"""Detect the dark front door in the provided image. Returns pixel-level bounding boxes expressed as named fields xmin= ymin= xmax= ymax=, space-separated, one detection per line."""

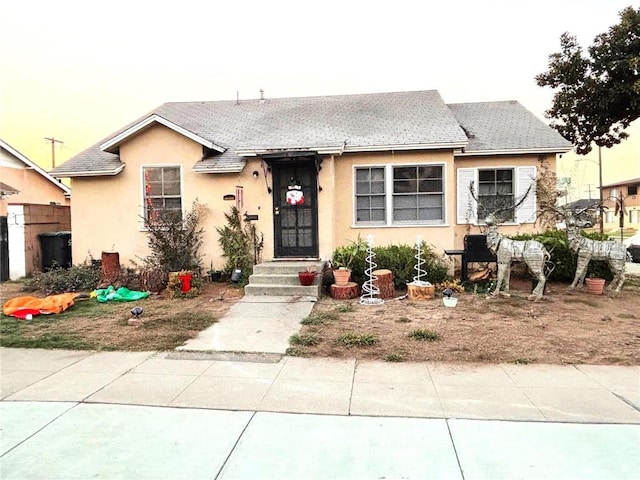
xmin=272 ymin=161 xmax=319 ymax=258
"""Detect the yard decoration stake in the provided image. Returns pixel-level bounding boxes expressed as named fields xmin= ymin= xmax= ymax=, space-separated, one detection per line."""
xmin=360 ymin=234 xmax=384 ymax=305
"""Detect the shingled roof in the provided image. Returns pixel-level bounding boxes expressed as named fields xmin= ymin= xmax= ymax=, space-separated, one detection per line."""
xmin=50 ymin=91 xmax=572 ymax=177
xmin=448 ymin=100 xmax=572 ymax=154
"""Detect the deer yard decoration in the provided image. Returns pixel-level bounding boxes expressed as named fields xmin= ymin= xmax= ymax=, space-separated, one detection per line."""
xmin=484 ymin=214 xmax=551 ymax=300
xmin=562 ymin=209 xmax=627 ymax=293
xmin=469 ymin=182 xmax=551 ymax=300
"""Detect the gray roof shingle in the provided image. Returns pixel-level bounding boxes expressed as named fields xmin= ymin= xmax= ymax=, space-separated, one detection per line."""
xmin=50 ymin=91 xmax=572 ymax=177
xmin=448 ymin=100 xmax=573 ymax=153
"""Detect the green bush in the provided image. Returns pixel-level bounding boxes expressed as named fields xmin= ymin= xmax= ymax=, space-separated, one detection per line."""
xmin=334 ymin=241 xmax=451 ymax=288
xmin=510 ymin=229 xmax=613 ymax=282
xmin=216 ymin=206 xmax=264 ymax=284
xmin=23 ymin=264 xmax=102 ymax=295
xmin=143 ymin=200 xmax=206 ymax=273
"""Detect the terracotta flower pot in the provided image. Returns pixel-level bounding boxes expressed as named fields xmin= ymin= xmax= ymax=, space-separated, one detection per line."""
xmin=585 ymin=277 xmax=605 ymax=295
xmin=333 ymin=269 xmax=351 ymax=286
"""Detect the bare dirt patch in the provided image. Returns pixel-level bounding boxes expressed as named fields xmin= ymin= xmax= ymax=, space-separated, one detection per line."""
xmin=295 ymin=276 xmax=640 ymax=365
xmin=3 ymin=276 xmax=640 ymax=364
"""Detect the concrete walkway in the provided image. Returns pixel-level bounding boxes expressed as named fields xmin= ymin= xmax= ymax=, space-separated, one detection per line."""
xmin=1 ymin=348 xmax=639 ymax=479
xmin=178 ymin=295 xmax=317 ymax=354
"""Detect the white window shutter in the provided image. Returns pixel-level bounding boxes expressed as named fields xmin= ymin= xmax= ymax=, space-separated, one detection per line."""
xmin=516 ymin=165 xmax=537 ymax=223
xmin=456 ymin=168 xmax=477 ymax=224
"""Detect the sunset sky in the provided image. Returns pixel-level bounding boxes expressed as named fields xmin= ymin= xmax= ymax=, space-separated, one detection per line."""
xmin=1 ymin=0 xmax=637 ymax=192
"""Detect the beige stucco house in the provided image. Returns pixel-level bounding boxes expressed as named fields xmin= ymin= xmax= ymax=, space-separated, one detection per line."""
xmin=50 ymin=90 xmax=572 ymax=271
xmin=1 ymin=139 xmax=71 ymax=280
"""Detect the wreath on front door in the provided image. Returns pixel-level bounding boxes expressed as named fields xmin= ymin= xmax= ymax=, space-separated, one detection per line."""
xmin=286 ymin=182 xmax=305 ymax=205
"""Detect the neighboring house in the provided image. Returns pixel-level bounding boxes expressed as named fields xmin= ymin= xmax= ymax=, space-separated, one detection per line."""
xmin=49 ymin=90 xmax=571 ymax=271
xmin=601 ymin=178 xmax=640 ymax=231
xmin=0 ymin=139 xmax=72 ymax=280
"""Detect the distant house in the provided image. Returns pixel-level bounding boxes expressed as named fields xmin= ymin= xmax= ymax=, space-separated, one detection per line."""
xmin=1 ymin=139 xmax=71 ymax=280
xmin=50 ymin=90 xmax=571 ymax=271
xmin=601 ymin=177 xmax=640 ymax=230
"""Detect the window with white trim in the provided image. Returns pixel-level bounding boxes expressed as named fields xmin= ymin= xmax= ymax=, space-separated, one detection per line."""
xmin=477 ymin=168 xmax=515 ymax=222
xmin=355 ymin=164 xmax=445 ymax=225
xmin=143 ymin=166 xmax=182 ymax=221
xmin=457 ymin=166 xmax=536 ymax=224
xmin=355 ymin=167 xmax=386 ymax=224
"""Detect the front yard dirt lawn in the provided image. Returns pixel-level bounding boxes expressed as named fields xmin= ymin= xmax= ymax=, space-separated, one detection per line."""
xmin=2 ymin=276 xmax=639 ymax=365
xmin=0 ymin=282 xmax=243 ymax=351
xmin=296 ymin=276 xmax=640 ymax=365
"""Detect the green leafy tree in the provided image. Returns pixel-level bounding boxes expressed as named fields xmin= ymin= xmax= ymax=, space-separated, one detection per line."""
xmin=536 ymin=6 xmax=640 ymax=154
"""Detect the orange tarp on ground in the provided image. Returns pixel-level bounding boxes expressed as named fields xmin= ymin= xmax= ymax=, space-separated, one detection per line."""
xmin=3 ymin=293 xmax=80 ymax=318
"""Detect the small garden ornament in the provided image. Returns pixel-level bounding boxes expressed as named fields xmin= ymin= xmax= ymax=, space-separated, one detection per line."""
xmin=360 ymin=234 xmax=384 ymax=305
xmin=406 ymin=235 xmax=435 ymax=300
xmin=442 ymin=288 xmax=458 ymax=307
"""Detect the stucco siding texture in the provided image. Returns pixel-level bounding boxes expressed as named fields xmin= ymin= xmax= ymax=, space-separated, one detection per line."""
xmin=448 ymin=101 xmax=572 ymax=153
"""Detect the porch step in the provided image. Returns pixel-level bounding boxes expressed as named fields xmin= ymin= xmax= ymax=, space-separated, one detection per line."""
xmin=245 ymin=261 xmax=326 ymax=298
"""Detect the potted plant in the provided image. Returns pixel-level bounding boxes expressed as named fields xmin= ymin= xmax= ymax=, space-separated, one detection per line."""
xmin=442 ymin=288 xmax=458 ymax=307
xmin=585 ymin=275 xmax=605 ymax=295
xmin=332 ymin=236 xmax=367 ymax=285
xmin=206 ymin=262 xmax=222 ymax=282
xmin=298 ymin=266 xmax=318 ymax=286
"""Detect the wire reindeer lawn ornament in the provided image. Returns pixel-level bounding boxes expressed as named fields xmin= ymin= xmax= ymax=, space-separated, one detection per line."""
xmin=471 ymin=184 xmax=550 ymax=301
xmin=484 ymin=215 xmax=551 ymax=300
xmin=561 ymin=207 xmax=627 ymax=293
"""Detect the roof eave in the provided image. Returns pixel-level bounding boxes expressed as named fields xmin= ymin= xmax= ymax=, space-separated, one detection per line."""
xmin=51 ymin=164 xmax=126 ymax=178
xmin=0 ymin=139 xmax=72 ymax=195
xmin=99 ymin=114 xmax=226 ymax=154
xmin=193 ymin=163 xmax=245 ymax=174
xmin=236 ymin=141 xmax=468 ymax=157
xmin=344 ymin=142 xmax=467 ymax=153
xmin=455 ymin=146 xmax=573 ymax=157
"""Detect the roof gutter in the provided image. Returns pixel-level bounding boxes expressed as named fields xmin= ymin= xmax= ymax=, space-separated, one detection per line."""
xmin=236 ymin=141 xmax=467 ymax=157
xmin=455 ymin=146 xmax=573 ymax=156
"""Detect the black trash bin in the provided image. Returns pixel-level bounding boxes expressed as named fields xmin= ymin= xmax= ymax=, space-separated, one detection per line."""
xmin=628 ymin=245 xmax=640 ymax=263
xmin=38 ymin=231 xmax=72 ymax=271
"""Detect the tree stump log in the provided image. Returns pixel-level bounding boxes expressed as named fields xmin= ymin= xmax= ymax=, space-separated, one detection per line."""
xmin=407 ymin=283 xmax=435 ymax=301
xmin=330 ymin=282 xmax=359 ymax=299
xmin=372 ymin=269 xmax=396 ymax=299
xmin=100 ymin=251 xmax=121 ymax=288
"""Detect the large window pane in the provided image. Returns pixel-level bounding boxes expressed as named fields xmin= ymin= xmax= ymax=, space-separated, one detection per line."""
xmin=478 ymin=168 xmax=514 ymax=221
xmin=355 ymin=167 xmax=386 ymax=224
xmin=391 ymin=165 xmax=444 ymax=223
xmin=143 ymin=166 xmax=182 ymax=221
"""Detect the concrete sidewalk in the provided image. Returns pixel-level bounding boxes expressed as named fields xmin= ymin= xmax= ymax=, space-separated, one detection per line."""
xmin=2 ymin=348 xmax=639 ymax=421
xmin=0 ymin=348 xmax=640 ymax=480
xmin=1 ymin=348 xmax=639 ymax=479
